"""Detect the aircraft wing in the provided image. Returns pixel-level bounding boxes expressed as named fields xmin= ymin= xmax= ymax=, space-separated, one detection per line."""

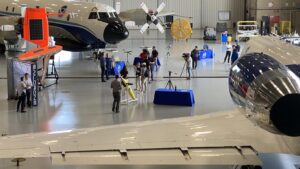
xmin=119 ymin=9 xmax=147 ymax=26
xmin=0 ymin=16 xmax=21 ymax=44
xmin=156 ymin=11 xmax=175 ymax=17
xmin=0 ymin=110 xmax=299 ymax=166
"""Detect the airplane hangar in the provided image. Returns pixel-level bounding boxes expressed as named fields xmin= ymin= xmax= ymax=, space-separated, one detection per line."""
xmin=0 ymin=0 xmax=299 ymax=169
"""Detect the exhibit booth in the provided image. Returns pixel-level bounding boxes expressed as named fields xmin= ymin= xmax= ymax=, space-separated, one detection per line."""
xmin=7 ymin=58 xmax=38 ymax=106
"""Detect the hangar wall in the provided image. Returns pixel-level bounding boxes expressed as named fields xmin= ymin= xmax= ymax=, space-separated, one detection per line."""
xmin=87 ymin=0 xmax=245 ymax=29
xmin=248 ymin=0 xmax=300 ymax=32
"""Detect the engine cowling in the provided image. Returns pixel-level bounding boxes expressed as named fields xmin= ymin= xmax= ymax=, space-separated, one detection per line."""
xmin=229 ymin=52 xmax=300 ymax=137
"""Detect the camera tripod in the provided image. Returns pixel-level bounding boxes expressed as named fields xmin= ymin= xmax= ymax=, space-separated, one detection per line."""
xmin=165 ymin=71 xmax=175 ymax=89
xmin=180 ymin=61 xmax=187 ymax=77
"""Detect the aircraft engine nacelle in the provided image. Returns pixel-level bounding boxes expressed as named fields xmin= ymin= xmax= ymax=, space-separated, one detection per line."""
xmin=229 ymin=52 xmax=300 ymax=137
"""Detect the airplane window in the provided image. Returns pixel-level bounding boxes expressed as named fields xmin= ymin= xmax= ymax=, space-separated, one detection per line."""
xmin=110 ymin=12 xmax=117 ymax=18
xmin=5 ymin=6 xmax=8 ymax=11
xmin=88 ymin=12 xmax=98 ymax=19
xmin=98 ymin=12 xmax=110 ymax=22
xmin=114 ymin=12 xmax=119 ymax=18
xmin=88 ymin=12 xmax=118 ymax=22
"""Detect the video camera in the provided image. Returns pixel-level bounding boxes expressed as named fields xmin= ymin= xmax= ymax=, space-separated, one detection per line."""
xmin=182 ymin=53 xmax=190 ymax=60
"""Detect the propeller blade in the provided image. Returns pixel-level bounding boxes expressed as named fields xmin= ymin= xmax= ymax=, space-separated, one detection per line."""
xmin=156 ymin=22 xmax=165 ymax=33
xmin=156 ymin=2 xmax=166 ymax=14
xmin=140 ymin=23 xmax=150 ymax=34
xmin=140 ymin=2 xmax=149 ymax=14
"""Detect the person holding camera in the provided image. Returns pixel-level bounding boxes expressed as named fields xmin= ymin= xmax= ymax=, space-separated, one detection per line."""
xmin=183 ymin=53 xmax=192 ymax=80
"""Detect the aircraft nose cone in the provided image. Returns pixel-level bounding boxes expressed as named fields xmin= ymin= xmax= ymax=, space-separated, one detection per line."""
xmin=104 ymin=22 xmax=129 ymax=44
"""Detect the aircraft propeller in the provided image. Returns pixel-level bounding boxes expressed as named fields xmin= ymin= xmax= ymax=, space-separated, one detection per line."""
xmin=140 ymin=2 xmax=166 ymax=34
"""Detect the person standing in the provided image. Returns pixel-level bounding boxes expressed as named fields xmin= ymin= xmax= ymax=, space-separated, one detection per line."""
xmin=17 ymin=77 xmax=26 ymax=113
xmin=140 ymin=62 xmax=148 ymax=92
xmin=98 ymin=51 xmax=106 ymax=82
xmin=148 ymin=55 xmax=156 ymax=81
xmin=24 ymin=73 xmax=32 ymax=107
xmin=111 ymin=75 xmax=122 ymax=113
xmin=151 ymin=46 xmax=159 ymax=70
xmin=224 ymin=42 xmax=232 ymax=63
xmin=120 ymin=66 xmax=128 ymax=79
xmin=231 ymin=45 xmax=239 ymax=65
xmin=105 ymin=53 xmax=111 ymax=80
xmin=185 ymin=54 xmax=193 ymax=80
xmin=140 ymin=48 xmax=150 ymax=63
xmin=135 ymin=63 xmax=142 ymax=91
xmin=191 ymin=46 xmax=199 ymax=69
xmin=235 ymin=40 xmax=241 ymax=53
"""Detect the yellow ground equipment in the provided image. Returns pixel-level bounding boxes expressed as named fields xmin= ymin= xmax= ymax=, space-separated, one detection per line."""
xmin=121 ymin=76 xmax=136 ymax=100
xmin=279 ymin=21 xmax=291 ymax=35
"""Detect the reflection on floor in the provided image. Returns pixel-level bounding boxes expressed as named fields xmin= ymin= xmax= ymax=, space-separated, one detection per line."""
xmin=0 ymin=30 xmax=236 ymax=136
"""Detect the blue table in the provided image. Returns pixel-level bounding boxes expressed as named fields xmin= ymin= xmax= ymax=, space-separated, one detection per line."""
xmin=154 ymin=88 xmax=195 ymax=107
xmin=221 ymin=34 xmax=228 ymax=43
xmin=199 ymin=49 xmax=214 ymax=60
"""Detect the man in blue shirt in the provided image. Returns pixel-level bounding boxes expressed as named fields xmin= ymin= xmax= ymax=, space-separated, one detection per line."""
xmin=231 ymin=45 xmax=239 ymax=65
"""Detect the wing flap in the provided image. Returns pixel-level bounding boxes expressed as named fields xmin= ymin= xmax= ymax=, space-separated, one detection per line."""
xmin=0 ymin=147 xmax=50 ymax=159
xmin=51 ymin=146 xmax=260 ymax=165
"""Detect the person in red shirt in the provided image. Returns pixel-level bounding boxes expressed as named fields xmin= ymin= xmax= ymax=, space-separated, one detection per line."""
xmin=140 ymin=48 xmax=150 ymax=63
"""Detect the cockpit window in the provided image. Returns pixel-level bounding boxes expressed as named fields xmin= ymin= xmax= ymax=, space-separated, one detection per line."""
xmin=88 ymin=12 xmax=119 ymax=22
xmin=88 ymin=12 xmax=98 ymax=19
xmin=98 ymin=12 xmax=110 ymax=21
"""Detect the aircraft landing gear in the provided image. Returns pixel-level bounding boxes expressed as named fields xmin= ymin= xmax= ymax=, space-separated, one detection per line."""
xmin=0 ymin=44 xmax=6 ymax=54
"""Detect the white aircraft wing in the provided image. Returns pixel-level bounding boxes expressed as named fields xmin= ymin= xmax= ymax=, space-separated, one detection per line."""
xmin=0 ymin=110 xmax=299 ymax=166
xmin=156 ymin=12 xmax=176 ymax=18
xmin=119 ymin=9 xmax=147 ymax=26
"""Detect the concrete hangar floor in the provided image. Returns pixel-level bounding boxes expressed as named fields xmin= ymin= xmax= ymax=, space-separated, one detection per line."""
xmin=0 ymin=30 xmax=235 ymax=135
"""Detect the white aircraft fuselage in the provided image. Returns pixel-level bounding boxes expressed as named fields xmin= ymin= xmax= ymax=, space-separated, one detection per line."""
xmin=0 ymin=0 xmax=129 ymax=51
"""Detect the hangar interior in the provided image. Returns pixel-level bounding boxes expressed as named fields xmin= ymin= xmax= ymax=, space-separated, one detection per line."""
xmin=0 ymin=0 xmax=299 ymax=169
